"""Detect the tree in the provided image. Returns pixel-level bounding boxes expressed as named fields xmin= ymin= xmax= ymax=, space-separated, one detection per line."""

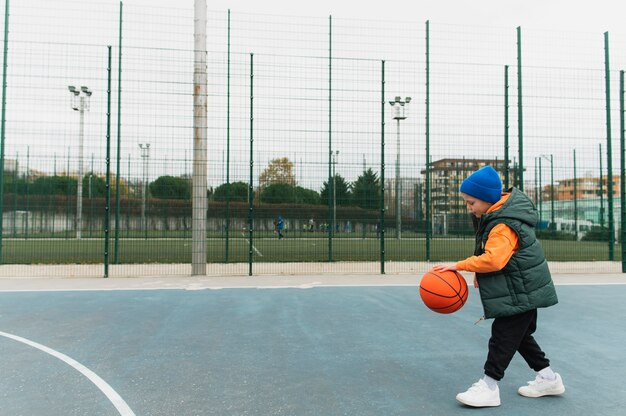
xmin=260 ymin=183 xmax=296 ymax=204
xmin=149 ymin=175 xmax=191 ymax=200
xmin=82 ymin=173 xmax=107 ymax=197
xmin=352 ymin=168 xmax=380 ymax=210
xmin=294 ymin=186 xmax=320 ymax=205
xmin=320 ymin=174 xmax=351 ymax=206
xmin=29 ymin=175 xmax=76 ymax=195
xmin=259 ymin=157 xmax=296 ymax=188
xmin=213 ymin=181 xmax=249 ymax=202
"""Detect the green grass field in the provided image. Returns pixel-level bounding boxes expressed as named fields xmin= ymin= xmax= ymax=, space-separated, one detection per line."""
xmin=0 ymin=237 xmax=617 ymax=264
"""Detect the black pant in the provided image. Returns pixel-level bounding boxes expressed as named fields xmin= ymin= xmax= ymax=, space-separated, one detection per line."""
xmin=484 ymin=309 xmax=550 ymax=381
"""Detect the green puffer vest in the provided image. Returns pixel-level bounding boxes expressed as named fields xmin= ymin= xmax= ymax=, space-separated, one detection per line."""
xmin=474 ymin=187 xmax=558 ymax=319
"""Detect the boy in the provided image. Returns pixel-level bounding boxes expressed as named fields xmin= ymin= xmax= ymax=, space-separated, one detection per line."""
xmin=434 ymin=165 xmax=565 ymax=408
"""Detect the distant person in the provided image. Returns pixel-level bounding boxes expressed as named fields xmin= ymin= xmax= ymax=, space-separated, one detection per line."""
xmin=308 ymin=218 xmax=315 ymax=232
xmin=433 ymin=166 xmax=564 ymax=408
xmin=275 ymin=216 xmax=285 ymax=239
xmin=375 ymin=221 xmax=381 ymax=239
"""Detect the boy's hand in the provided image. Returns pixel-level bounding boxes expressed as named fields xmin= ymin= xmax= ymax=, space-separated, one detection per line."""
xmin=432 ymin=263 xmax=457 ymax=272
xmin=473 ymin=275 xmax=479 ymax=288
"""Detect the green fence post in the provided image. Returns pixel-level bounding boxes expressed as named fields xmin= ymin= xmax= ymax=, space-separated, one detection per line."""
xmin=114 ymin=1 xmax=123 ymax=264
xmin=574 ymin=149 xmax=578 ymax=241
xmin=619 ymin=71 xmax=626 ymax=273
xmin=11 ymin=152 xmax=16 ymax=237
xmin=0 ymin=0 xmax=10 ymax=262
xmin=327 ymin=15 xmax=333 ymax=262
xmin=378 ymin=60 xmax=385 ymax=274
xmin=248 ymin=53 xmax=254 ymax=276
xmin=604 ymin=32 xmax=615 ymax=260
xmin=539 ymin=157 xmax=542 ymax=223
xmin=25 ymin=146 xmax=29 ymax=239
xmin=425 ymin=20 xmax=431 ymax=261
xmin=550 ymin=154 xmax=555 ymax=238
xmin=127 ymin=153 xmax=130 ymax=238
xmin=599 ymin=143 xmax=604 ymax=228
xmin=517 ymin=26 xmax=524 ymax=191
xmin=380 ymin=60 xmax=385 ymax=274
xmin=104 ymin=45 xmax=112 ymax=278
xmin=504 ymin=65 xmax=509 ymax=188
xmin=225 ymin=9 xmax=231 ymax=263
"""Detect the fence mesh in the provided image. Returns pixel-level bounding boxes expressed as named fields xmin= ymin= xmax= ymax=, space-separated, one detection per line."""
xmin=1 ymin=0 xmax=626 ymax=276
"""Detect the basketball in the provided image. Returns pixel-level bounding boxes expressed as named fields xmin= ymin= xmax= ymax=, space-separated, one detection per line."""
xmin=419 ymin=269 xmax=468 ymax=314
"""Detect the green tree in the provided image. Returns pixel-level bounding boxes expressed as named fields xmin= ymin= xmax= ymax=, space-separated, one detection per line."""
xmin=320 ymin=174 xmax=351 ymax=206
xmin=213 ymin=181 xmax=249 ymax=202
xmin=29 ymin=175 xmax=76 ymax=195
xmin=260 ymin=183 xmax=296 ymax=204
xmin=82 ymin=173 xmax=107 ymax=197
xmin=294 ymin=186 xmax=320 ymax=205
xmin=149 ymin=175 xmax=191 ymax=200
xmin=352 ymin=168 xmax=380 ymax=210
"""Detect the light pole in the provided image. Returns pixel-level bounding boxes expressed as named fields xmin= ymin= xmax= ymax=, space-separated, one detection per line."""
xmin=139 ymin=143 xmax=151 ymax=239
xmin=389 ymin=96 xmax=411 ymax=239
xmin=332 ymin=150 xmax=339 ymax=235
xmin=540 ymin=154 xmax=555 ymax=237
xmin=68 ymin=85 xmax=91 ymax=239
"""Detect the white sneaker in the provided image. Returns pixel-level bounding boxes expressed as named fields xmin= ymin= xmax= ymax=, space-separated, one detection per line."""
xmin=518 ymin=373 xmax=565 ymax=398
xmin=456 ymin=379 xmax=501 ymax=407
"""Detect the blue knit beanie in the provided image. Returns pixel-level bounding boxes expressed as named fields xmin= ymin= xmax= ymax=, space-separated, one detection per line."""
xmin=460 ymin=166 xmax=502 ymax=203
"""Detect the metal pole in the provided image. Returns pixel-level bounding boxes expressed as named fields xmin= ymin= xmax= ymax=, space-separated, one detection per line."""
xmin=104 ymin=45 xmax=112 ymax=278
xmin=396 ymin=118 xmax=401 ymax=239
xmin=192 ymin=0 xmax=208 ymax=275
xmin=600 ymin=143 xmax=604 ymax=228
xmin=550 ymin=154 xmax=555 ymax=237
xmin=619 ymin=71 xmax=626 ymax=273
xmin=425 ymin=20 xmax=431 ymax=260
xmin=114 ymin=0 xmax=123 ymax=263
xmin=225 ymin=9 xmax=231 ymax=262
xmin=328 ymin=15 xmax=333 ymax=261
xmin=248 ymin=53 xmax=254 ymax=276
xmin=604 ymin=32 xmax=615 ymax=259
xmin=139 ymin=144 xmax=148 ymax=238
xmin=504 ymin=65 xmax=509 ymax=188
xmin=573 ymin=149 xmax=578 ymax=241
xmin=333 ymin=151 xmax=337 ymax=231
xmin=380 ymin=60 xmax=386 ymax=274
xmin=517 ymin=26 xmax=524 ymax=191
xmin=76 ymin=96 xmax=84 ymax=239
xmin=534 ymin=157 xmax=538 ymax=207
xmin=0 ymin=0 xmax=9 ymax=262
xmin=539 ymin=156 xmax=543 ymax=221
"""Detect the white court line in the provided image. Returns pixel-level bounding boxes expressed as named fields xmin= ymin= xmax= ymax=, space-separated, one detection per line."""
xmin=0 ymin=331 xmax=136 ymax=416
xmin=240 ymin=231 xmax=264 ymax=257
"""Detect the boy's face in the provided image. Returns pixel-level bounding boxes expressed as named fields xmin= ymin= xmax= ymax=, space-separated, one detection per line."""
xmin=461 ymin=192 xmax=493 ymax=218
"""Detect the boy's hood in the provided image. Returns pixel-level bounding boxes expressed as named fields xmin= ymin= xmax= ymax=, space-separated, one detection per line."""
xmin=483 ymin=187 xmax=538 ymax=227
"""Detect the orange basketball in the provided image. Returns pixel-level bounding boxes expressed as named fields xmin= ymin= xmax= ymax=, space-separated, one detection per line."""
xmin=419 ymin=269 xmax=468 ymax=314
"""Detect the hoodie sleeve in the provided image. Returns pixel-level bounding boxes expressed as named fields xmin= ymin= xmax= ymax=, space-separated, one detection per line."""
xmin=455 ymin=223 xmax=519 ymax=273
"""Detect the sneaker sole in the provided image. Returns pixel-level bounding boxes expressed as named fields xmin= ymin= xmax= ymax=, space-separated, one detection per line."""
xmin=518 ymin=385 xmax=565 ymax=398
xmin=456 ymin=396 xmax=501 ymax=407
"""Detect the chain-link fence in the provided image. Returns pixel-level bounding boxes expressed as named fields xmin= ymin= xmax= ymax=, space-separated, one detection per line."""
xmin=1 ymin=0 xmax=626 ymax=276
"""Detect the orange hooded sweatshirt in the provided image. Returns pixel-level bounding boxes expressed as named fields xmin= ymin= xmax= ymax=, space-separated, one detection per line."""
xmin=455 ymin=192 xmax=520 ymax=273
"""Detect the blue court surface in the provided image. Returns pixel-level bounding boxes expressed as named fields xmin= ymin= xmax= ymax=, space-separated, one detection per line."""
xmin=1 ymin=280 xmax=625 ymax=415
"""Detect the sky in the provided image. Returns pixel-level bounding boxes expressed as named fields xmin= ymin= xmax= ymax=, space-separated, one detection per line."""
xmin=4 ymin=0 xmax=626 ymax=192
xmin=206 ymin=0 xmax=623 ymax=34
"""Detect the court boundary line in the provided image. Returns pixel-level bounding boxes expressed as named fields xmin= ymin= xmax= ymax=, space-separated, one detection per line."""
xmin=0 ymin=330 xmax=136 ymax=416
